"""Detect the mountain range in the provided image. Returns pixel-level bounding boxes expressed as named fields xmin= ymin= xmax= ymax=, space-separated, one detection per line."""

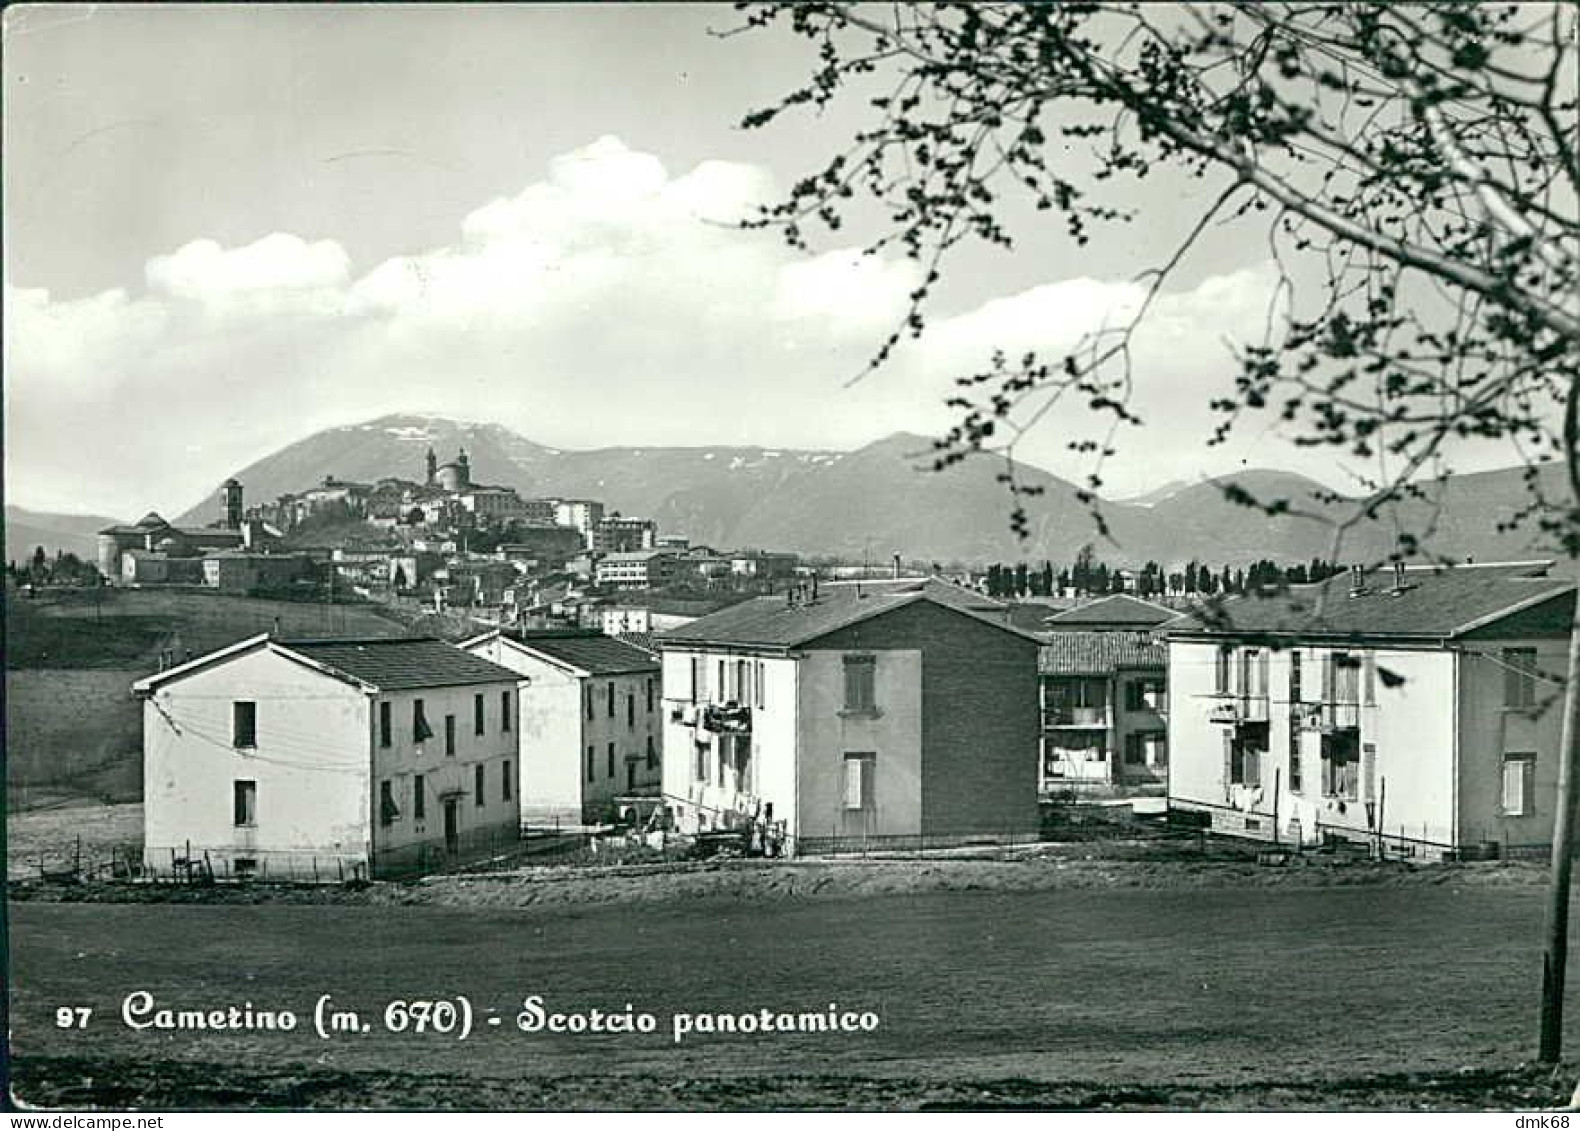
xmin=9 ymin=413 xmax=1569 ymax=569
xmin=4 ymin=506 xmax=122 ymax=566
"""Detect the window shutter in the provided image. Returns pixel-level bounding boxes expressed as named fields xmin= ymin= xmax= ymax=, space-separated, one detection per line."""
xmin=1222 ymin=731 xmax=1234 ymax=794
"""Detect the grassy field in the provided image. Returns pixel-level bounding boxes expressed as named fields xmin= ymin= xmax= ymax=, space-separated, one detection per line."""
xmin=7 ymin=586 xmax=405 ymax=668
xmin=9 ymin=885 xmax=1580 ymax=1110
xmin=5 ymin=588 xmax=405 ymax=812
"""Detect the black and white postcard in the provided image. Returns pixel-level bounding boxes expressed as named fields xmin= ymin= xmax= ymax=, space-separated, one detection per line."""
xmin=5 ymin=1 xmax=1580 ymax=1116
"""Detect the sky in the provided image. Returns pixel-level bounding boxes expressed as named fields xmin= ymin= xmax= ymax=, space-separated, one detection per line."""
xmin=0 ymin=2 xmax=1513 ymax=518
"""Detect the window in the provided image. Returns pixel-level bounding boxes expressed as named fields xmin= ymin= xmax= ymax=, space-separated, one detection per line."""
xmin=1327 ymin=652 xmax=1360 ymax=704
xmin=1505 ymin=648 xmax=1538 ymax=709
xmin=735 ymin=659 xmax=748 ymax=702
xmin=1289 ymin=746 xmax=1302 ymax=794
xmin=445 ymin=715 xmax=456 ymax=757
xmin=755 ymin=661 xmax=766 ymax=709
xmin=646 ymin=735 xmax=656 ymax=771
xmin=585 ymin=684 xmax=593 ymax=720
xmin=1123 ymin=732 xmax=1166 ymax=767
xmin=1226 ymin=730 xmax=1265 ymax=787
xmin=843 ymin=655 xmax=877 ymax=713
xmin=646 ymin=678 xmax=654 ymax=713
xmin=1363 ymin=655 xmax=1377 ymax=706
xmin=586 ymin=745 xmax=595 ymax=783
xmin=378 ymin=701 xmax=392 ymax=748
xmin=414 ymin=774 xmax=426 ymax=821
xmin=1289 ymin=650 xmax=1302 ymax=704
xmin=1124 ymin=679 xmax=1164 ymax=712
xmin=1240 ymin=649 xmax=1269 ymax=699
xmin=607 ymin=742 xmax=615 ymax=779
xmin=694 ymin=742 xmax=709 ymax=783
xmin=502 ymin=691 xmax=512 ymax=733
xmin=717 ymin=659 xmax=726 ymax=699
xmin=502 ymin=760 xmax=512 ymax=801
xmin=843 ymin=753 xmax=876 ymax=811
xmin=627 ymin=692 xmax=635 ymax=728
xmin=1321 ymin=733 xmax=1360 ymax=799
xmin=380 ymin=780 xmax=399 ymax=827
xmin=607 ymin=682 xmax=615 ymax=718
xmin=233 ymin=780 xmax=256 ymax=827
xmin=1214 ymin=646 xmax=1232 ymax=695
xmin=474 ymin=693 xmax=485 ymax=736
xmin=413 ymin=699 xmax=433 ymax=743
xmin=475 ymin=764 xmax=485 ymax=807
xmin=690 ymin=655 xmax=705 ymax=700
xmin=1503 ymin=753 xmax=1536 ymax=816
xmin=232 ymin=701 xmax=257 ymax=748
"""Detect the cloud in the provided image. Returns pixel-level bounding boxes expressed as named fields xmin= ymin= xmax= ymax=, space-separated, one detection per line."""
xmin=145 ymin=233 xmax=351 ymax=312
xmin=4 ymin=133 xmax=1300 ymax=516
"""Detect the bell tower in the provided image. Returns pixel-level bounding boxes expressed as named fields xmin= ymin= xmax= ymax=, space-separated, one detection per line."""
xmin=425 ymin=447 xmax=438 ymax=485
xmin=220 ymin=479 xmax=243 ymax=530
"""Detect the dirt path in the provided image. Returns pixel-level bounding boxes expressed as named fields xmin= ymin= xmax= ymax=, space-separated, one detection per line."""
xmin=9 ymin=846 xmax=1555 ymax=907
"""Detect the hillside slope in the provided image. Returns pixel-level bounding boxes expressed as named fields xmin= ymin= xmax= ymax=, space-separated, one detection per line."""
xmin=173 ymin=414 xmax=1571 ymax=567
xmin=6 ymin=507 xmax=122 ymax=564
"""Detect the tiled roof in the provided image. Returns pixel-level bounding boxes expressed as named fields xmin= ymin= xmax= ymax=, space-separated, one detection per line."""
xmin=1043 ymin=594 xmax=1176 ymax=629
xmin=1165 ymin=562 xmax=1574 ymax=641
xmin=658 ymin=585 xmax=1030 ymax=649
xmin=614 ymin=632 xmax=659 ymax=656
xmin=1007 ymin=602 xmax=1065 ymax=634
xmin=599 ymin=550 xmax=674 ymax=562
xmin=281 ymin=637 xmax=519 ymax=690
xmin=506 ymin=632 xmax=658 ymax=675
xmin=1040 ymin=631 xmax=1166 ymax=675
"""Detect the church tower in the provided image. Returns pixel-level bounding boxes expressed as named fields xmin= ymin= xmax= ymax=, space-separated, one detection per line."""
xmin=220 ymin=479 xmax=243 ymax=530
xmin=425 ymin=447 xmax=438 ymax=485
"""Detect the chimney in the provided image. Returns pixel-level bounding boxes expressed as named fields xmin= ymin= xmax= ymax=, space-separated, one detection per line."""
xmin=1348 ymin=564 xmax=1366 ymax=598
xmin=1392 ymin=560 xmax=1407 ymax=591
xmin=892 ymin=553 xmax=902 ymax=580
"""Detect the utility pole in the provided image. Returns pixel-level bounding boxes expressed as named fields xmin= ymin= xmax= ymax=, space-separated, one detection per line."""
xmin=1540 ymin=588 xmax=1580 ymax=1062
xmin=1539 ymin=387 xmax=1580 ymax=1064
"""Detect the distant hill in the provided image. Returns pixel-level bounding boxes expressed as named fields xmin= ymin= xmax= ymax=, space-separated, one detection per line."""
xmin=5 ymin=506 xmax=121 ymax=565
xmin=171 ymin=413 xmax=1571 ymax=568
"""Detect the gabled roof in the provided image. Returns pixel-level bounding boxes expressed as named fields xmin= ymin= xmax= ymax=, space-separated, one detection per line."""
xmin=462 ymin=630 xmax=658 ymax=675
xmin=614 ymin=632 xmax=659 ymax=656
xmin=133 ymin=634 xmax=519 ymax=696
xmin=1166 ymin=561 xmax=1575 ymax=642
xmin=657 ymin=587 xmax=1035 ymax=650
xmin=1040 ymin=631 xmax=1166 ymax=675
xmin=598 ymin=550 xmax=675 ymax=563
xmin=280 ymin=637 xmax=519 ymax=690
xmin=1043 ymin=593 xmax=1176 ymax=629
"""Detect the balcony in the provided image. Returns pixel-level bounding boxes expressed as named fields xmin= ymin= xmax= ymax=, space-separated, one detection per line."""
xmin=1208 ymin=696 xmax=1270 ymax=725
xmin=703 ymin=702 xmax=752 ymax=735
xmin=1295 ymin=701 xmax=1361 ymax=731
xmin=1046 ymin=705 xmax=1111 ymax=729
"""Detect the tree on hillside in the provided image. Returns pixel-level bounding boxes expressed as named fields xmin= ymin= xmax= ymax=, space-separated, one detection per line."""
xmin=732 ymin=0 xmax=1578 ymax=1058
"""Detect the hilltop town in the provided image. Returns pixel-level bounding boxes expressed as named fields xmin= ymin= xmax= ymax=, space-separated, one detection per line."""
xmin=87 ymin=444 xmax=806 ymax=635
